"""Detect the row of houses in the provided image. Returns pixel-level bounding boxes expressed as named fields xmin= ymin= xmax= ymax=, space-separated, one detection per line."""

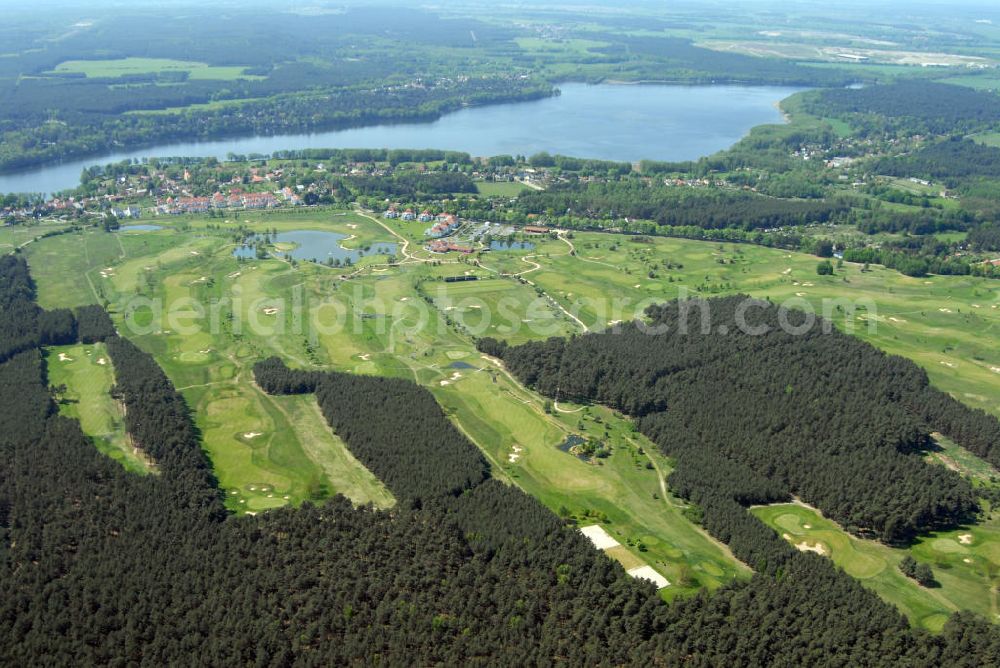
xmin=426 ymin=239 xmax=474 ymax=254
xmin=157 ymin=191 xmax=282 ymax=215
xmin=426 ymin=214 xmax=460 ymax=238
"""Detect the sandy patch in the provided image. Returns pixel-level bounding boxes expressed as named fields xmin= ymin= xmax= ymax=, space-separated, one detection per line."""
xmin=190 ymin=251 xmax=200 ymax=256
xmin=802 ymin=282 xmax=814 ymax=287
xmin=358 ymin=353 xmax=371 ymax=361
xmin=782 ymin=268 xmax=792 ymax=275
xmin=346 ymin=223 xmax=357 ymax=229
xmin=796 ymin=292 xmax=807 ymax=297
xmin=972 ymin=304 xmax=981 ymax=308
xmin=58 ymin=353 xmax=73 ymax=362
xmin=96 ymin=358 xmax=107 ymax=365
xmin=227 ymin=271 xmax=242 ymax=279
xmin=888 ymin=317 xmax=907 ymax=323
xmin=243 ymin=432 xmax=263 ymax=439
xmin=245 ymin=511 xmax=257 ymax=516
xmin=262 ymin=307 xmax=280 ymax=316
xmin=939 ymin=308 xmax=952 ymax=313
xmin=508 ymin=445 xmax=523 ymax=463
xmin=439 ymin=372 xmax=463 ymax=387
xmin=399 ymin=297 xmax=409 ymax=302
xmin=633 ymin=284 xmax=641 ymax=288
xmin=990 ymin=367 xmax=1000 ymax=375
xmin=940 ymin=361 xmax=957 ymax=369
xmin=964 ymin=558 xmax=973 ymax=564
xmin=803 ymin=524 xmax=812 ymax=529
xmin=958 ymin=533 xmax=973 ymax=545
xmin=627 ymin=566 xmax=670 ymax=589
xmin=792 ymin=537 xmax=828 ymax=556
xmin=580 ymin=525 xmax=621 ymax=550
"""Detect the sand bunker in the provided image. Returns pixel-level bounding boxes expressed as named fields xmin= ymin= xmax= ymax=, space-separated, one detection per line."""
xmin=803 ymin=524 xmax=812 ymax=529
xmin=782 ymin=268 xmax=792 ymax=275
xmin=939 ymin=308 xmax=953 ymax=313
xmin=627 ymin=566 xmax=670 ymax=589
xmin=888 ymin=317 xmax=907 ymax=324
xmin=358 ymin=353 xmax=371 ymax=361
xmin=190 ymin=251 xmax=200 ymax=256
xmin=227 ymin=271 xmax=242 ymax=279
xmin=58 ymin=353 xmax=72 ymax=362
xmin=786 ymin=533 xmax=828 ymax=555
xmin=990 ymin=367 xmax=1000 ymax=375
xmin=243 ymin=432 xmax=263 ymax=439
xmin=262 ymin=307 xmax=280 ymax=316
xmin=796 ymin=292 xmax=807 ymax=297
xmin=579 ymin=525 xmax=621 ymax=550
xmin=96 ymin=358 xmax=107 ymax=366
xmin=940 ymin=361 xmax=957 ymax=369
xmin=958 ymin=534 xmax=973 ymax=545
xmin=964 ymin=558 xmax=973 ymax=564
xmin=508 ymin=445 xmax=523 ymax=464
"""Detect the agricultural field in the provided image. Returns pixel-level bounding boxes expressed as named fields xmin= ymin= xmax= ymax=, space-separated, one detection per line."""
xmin=47 ymin=342 xmax=151 ymax=475
xmin=753 ymin=499 xmax=1000 ymax=632
xmin=48 ymin=58 xmax=264 ymax=81
xmin=474 ymin=181 xmax=532 ymax=197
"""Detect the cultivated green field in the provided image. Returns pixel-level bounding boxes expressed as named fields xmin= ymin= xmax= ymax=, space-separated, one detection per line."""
xmin=47 ymin=343 xmax=152 ymax=475
xmin=475 ymin=181 xmax=532 ymax=197
xmin=49 ymin=58 xmax=263 ymax=81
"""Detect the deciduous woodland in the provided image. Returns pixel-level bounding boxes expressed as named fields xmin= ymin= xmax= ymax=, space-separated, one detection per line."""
xmin=2 ymin=255 xmax=999 ymax=664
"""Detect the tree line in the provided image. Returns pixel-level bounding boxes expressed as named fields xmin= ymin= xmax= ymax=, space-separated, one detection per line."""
xmin=2 ymin=262 xmax=1000 ymax=663
xmin=482 ymin=296 xmax=998 ymax=545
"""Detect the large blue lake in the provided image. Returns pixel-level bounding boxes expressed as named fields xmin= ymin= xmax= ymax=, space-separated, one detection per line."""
xmin=0 ymin=83 xmax=801 ymax=195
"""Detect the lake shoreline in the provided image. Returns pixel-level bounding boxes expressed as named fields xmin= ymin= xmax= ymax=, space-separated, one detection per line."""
xmin=0 ymin=83 xmax=803 ymax=196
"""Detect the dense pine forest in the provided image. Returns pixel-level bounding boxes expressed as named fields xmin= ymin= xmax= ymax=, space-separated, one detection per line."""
xmin=0 ymin=253 xmax=999 ymax=663
xmin=482 ymin=296 xmax=1000 ymax=548
xmin=807 ymin=82 xmax=1000 ymax=135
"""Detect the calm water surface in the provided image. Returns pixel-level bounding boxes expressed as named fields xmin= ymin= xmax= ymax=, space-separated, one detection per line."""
xmin=0 ymin=83 xmax=801 ymax=195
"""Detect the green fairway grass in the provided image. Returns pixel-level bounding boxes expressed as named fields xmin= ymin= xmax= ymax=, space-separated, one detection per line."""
xmin=753 ymin=502 xmax=1000 ymax=631
xmin=21 ymin=213 xmax=1000 ymax=620
xmin=47 ymin=343 xmax=152 ymax=475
